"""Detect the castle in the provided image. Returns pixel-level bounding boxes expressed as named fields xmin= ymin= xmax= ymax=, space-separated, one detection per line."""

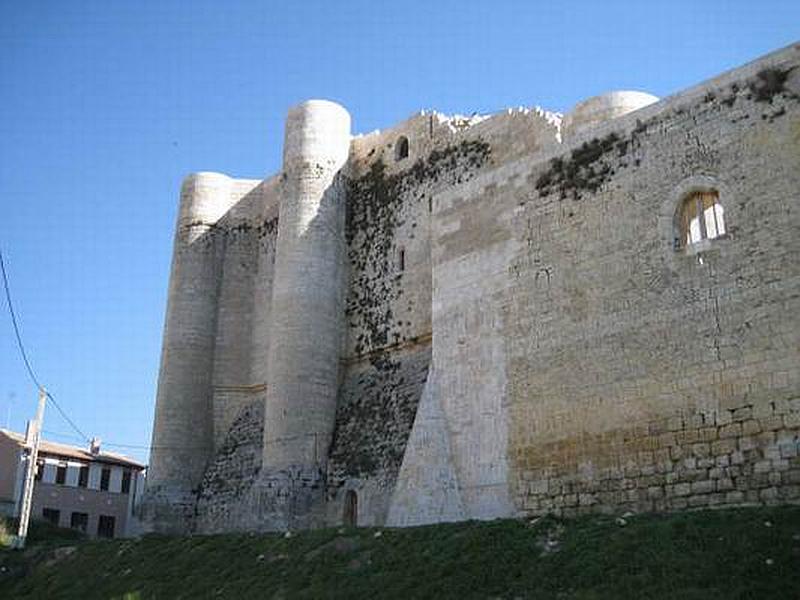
xmin=139 ymin=44 xmax=800 ymax=534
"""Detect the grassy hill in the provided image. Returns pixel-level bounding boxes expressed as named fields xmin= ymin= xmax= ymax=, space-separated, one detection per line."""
xmin=1 ymin=506 xmax=799 ymax=599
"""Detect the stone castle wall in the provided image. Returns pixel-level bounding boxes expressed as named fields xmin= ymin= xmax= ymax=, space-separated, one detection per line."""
xmin=424 ymin=46 xmax=800 ymax=519
xmin=142 ymin=43 xmax=800 ymax=533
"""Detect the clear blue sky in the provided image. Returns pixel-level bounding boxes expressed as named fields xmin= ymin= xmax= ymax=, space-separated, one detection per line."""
xmin=0 ymin=1 xmax=797 ymax=464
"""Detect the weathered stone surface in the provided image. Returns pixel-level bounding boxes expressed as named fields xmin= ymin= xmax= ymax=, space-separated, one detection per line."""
xmin=326 ymin=346 xmax=431 ymax=527
xmin=141 ymin=44 xmax=800 ymax=533
xmin=196 ymin=401 xmax=264 ymax=533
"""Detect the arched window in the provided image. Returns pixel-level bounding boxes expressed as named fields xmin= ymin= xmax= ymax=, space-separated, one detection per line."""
xmin=343 ymin=490 xmax=358 ymax=527
xmin=395 ymin=136 xmax=409 ymax=161
xmin=679 ymin=190 xmax=725 ymax=248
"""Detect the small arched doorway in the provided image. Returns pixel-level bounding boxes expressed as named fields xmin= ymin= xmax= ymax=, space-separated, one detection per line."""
xmin=343 ymin=490 xmax=358 ymax=527
xmin=395 ymin=136 xmax=409 ymax=161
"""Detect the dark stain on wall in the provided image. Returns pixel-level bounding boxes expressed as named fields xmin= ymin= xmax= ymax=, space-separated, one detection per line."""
xmin=181 ymin=216 xmax=279 ymax=251
xmin=345 ymin=140 xmax=491 ymax=357
xmin=328 ymin=348 xmax=431 ymax=485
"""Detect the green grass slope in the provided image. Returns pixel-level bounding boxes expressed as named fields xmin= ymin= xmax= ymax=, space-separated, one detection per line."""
xmin=1 ymin=506 xmax=799 ymax=599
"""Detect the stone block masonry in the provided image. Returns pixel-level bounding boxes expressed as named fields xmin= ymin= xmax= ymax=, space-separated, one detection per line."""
xmin=514 ymin=402 xmax=800 ymax=516
xmin=140 ymin=43 xmax=800 ymax=534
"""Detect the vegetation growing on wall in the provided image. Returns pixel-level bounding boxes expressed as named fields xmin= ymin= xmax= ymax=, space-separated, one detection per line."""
xmin=345 ymin=140 xmax=490 ymax=358
xmin=534 ymin=133 xmax=627 ymax=200
xmin=749 ymin=67 xmax=795 ymax=103
xmin=713 ymin=67 xmax=798 ymax=117
xmin=328 ymin=139 xmax=491 ymax=486
xmin=534 ymin=66 xmax=798 ymax=203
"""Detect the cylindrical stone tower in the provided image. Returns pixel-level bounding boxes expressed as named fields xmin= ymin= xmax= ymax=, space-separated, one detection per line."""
xmin=141 ymin=172 xmax=234 ymax=533
xmin=258 ymin=100 xmax=350 ymax=527
xmin=561 ymin=91 xmax=659 ymax=140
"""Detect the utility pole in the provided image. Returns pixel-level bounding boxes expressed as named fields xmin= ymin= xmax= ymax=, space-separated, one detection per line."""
xmin=12 ymin=388 xmax=46 ymax=550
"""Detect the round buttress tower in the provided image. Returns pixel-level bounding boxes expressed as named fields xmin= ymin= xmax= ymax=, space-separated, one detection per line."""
xmin=561 ymin=91 xmax=659 ymax=140
xmin=263 ymin=100 xmax=351 ymax=477
xmin=142 ymin=172 xmax=234 ymax=533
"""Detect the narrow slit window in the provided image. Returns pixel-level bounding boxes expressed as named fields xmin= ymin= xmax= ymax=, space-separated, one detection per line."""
xmin=343 ymin=490 xmax=358 ymax=527
xmin=398 ymin=248 xmax=406 ymax=272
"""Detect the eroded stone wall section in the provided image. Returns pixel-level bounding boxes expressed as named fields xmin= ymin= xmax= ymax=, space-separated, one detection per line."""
xmin=327 ymin=346 xmax=431 ymax=526
xmin=196 ymin=400 xmax=264 ymax=533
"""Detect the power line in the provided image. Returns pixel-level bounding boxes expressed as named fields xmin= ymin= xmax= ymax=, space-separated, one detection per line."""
xmin=0 ymin=246 xmax=90 ymax=443
xmin=104 ymin=442 xmax=204 ymax=450
xmin=0 ymin=247 xmax=43 ymax=391
xmin=45 ymin=392 xmax=89 ymax=443
xmin=103 ymin=432 xmax=323 ymax=452
xmin=3 ymin=246 xmax=313 ymax=457
xmin=42 ymin=429 xmax=86 ymax=443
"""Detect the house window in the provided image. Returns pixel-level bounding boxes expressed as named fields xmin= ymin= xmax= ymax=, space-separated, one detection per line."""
xmin=34 ymin=459 xmax=44 ymax=481
xmin=78 ymin=465 xmax=89 ymax=488
xmin=343 ymin=490 xmax=358 ymax=527
xmin=97 ymin=515 xmax=115 ymax=538
xmin=55 ymin=462 xmax=67 ymax=485
xmin=121 ymin=470 xmax=131 ymax=495
xmin=395 ymin=136 xmax=409 ymax=161
xmin=100 ymin=467 xmax=111 ymax=491
xmin=70 ymin=512 xmax=88 ymax=533
xmin=42 ymin=508 xmax=60 ymax=526
xmin=679 ymin=190 xmax=725 ymax=248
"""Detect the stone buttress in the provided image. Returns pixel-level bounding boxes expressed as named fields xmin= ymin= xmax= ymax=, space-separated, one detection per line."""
xmin=139 ymin=172 xmax=237 ymax=533
xmin=251 ymin=100 xmax=351 ymax=530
